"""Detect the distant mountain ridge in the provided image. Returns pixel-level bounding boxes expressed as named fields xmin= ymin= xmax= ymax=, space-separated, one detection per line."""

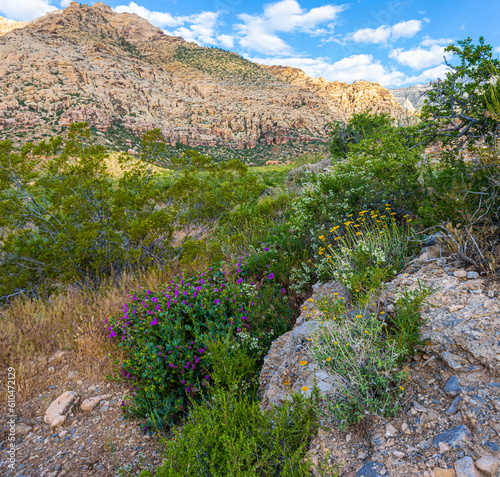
xmin=389 ymin=83 xmax=433 ymax=111
xmin=0 ymin=2 xmax=405 ymax=159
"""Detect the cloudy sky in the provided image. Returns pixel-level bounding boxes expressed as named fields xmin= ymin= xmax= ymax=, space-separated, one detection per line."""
xmin=1 ymin=0 xmax=499 ymax=87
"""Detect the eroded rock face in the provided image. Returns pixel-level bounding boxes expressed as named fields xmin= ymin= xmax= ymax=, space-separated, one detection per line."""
xmin=0 ymin=16 xmax=28 ymax=37
xmin=261 ymin=258 xmax=500 ymax=476
xmin=0 ymin=2 xmax=405 ymax=150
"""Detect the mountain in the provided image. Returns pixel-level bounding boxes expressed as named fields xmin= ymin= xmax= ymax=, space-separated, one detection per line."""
xmin=0 ymin=2 xmax=405 ymax=161
xmin=389 ymin=83 xmax=433 ymax=111
xmin=0 ymin=16 xmax=28 ymax=36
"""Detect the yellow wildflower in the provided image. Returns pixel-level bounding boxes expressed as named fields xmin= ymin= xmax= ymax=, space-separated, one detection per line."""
xmin=356 ymin=231 xmax=362 ymax=235
xmin=302 ymin=386 xmax=309 ymax=392
xmin=333 ymin=341 xmax=338 ymax=345
xmin=326 ymin=357 xmax=332 ymax=362
xmin=308 ymin=298 xmax=314 ymax=302
xmin=399 ymin=386 xmax=404 ymax=391
xmin=300 ymin=360 xmax=308 ymax=366
xmin=319 ymin=235 xmax=325 ymax=241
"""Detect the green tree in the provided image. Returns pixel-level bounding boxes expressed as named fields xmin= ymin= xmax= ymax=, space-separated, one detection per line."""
xmin=421 ymin=37 xmax=500 ymax=148
xmin=329 ymin=110 xmax=394 ymax=159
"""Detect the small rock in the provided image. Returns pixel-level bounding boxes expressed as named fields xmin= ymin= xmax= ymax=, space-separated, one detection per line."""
xmin=445 ymin=396 xmax=462 ymax=414
xmin=81 ymin=394 xmax=112 ymax=412
xmin=77 ymin=380 xmax=83 ymax=385
xmin=433 ymin=425 xmax=471 ymax=449
xmin=48 ymin=366 xmax=55 ymax=373
xmin=419 ymin=440 xmax=432 ymax=450
xmin=14 ymin=423 xmax=32 ymax=437
xmin=454 ymin=270 xmax=467 ymax=278
xmin=475 ymin=456 xmax=500 ymax=475
xmin=68 ymin=371 xmax=78 ymax=380
xmin=357 ymin=462 xmax=387 ymax=477
xmin=439 ymin=442 xmax=451 ymax=452
xmin=385 ymin=424 xmax=398 ymax=437
xmin=442 ymin=352 xmax=467 ymax=370
xmin=401 ymin=422 xmax=410 ymax=434
xmin=448 ymin=305 xmax=465 ymax=313
xmin=44 ymin=391 xmax=80 ymax=427
xmin=445 ymin=376 xmax=463 ymax=396
xmin=433 ymin=469 xmax=456 ymax=477
xmin=393 ymin=450 xmax=405 ymax=458
xmin=454 ymin=456 xmax=480 ymax=477
xmin=58 ymin=430 xmax=68 ymax=438
xmin=466 ymin=272 xmax=479 ymax=279
xmin=485 ymin=441 xmax=499 ymax=452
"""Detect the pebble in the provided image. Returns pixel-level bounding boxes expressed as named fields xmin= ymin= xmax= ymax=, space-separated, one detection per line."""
xmin=433 ymin=469 xmax=456 ymax=477
xmin=466 ymin=272 xmax=479 ymax=279
xmin=445 ymin=396 xmax=462 ymax=414
xmin=356 ymin=462 xmax=387 ymax=477
xmin=445 ymin=376 xmax=463 ymax=395
xmin=433 ymin=425 xmax=471 ymax=449
xmin=454 ymin=456 xmax=480 ymax=477
xmin=454 ymin=271 xmax=467 ymax=278
xmin=475 ymin=456 xmax=500 ymax=475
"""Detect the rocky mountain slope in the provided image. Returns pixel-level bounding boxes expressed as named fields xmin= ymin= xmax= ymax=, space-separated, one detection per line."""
xmin=390 ymin=83 xmax=433 ymax=111
xmin=0 ymin=2 xmax=404 ymax=158
xmin=0 ymin=16 xmax=28 ymax=36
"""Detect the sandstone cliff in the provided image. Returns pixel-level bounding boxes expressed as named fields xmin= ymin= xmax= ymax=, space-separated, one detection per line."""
xmin=0 ymin=2 xmax=405 ymax=155
xmin=0 ymin=16 xmax=28 ymax=36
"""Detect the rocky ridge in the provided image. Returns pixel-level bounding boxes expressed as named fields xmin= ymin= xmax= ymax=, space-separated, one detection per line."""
xmin=260 ymin=250 xmax=500 ymax=476
xmin=389 ymin=83 xmax=433 ymax=111
xmin=0 ymin=2 xmax=405 ymax=156
xmin=0 ymin=17 xmax=28 ymax=36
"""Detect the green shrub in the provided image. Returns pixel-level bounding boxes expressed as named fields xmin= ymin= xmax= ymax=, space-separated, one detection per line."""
xmin=0 ymin=123 xmax=175 ymax=300
xmin=389 ymin=283 xmax=435 ymax=357
xmin=109 ymin=265 xmax=293 ymax=429
xmin=145 ymin=389 xmax=320 ymax=477
xmin=311 ymin=311 xmax=407 ymax=430
xmin=289 ymin=128 xmax=423 ymax=243
xmin=329 ymin=110 xmax=393 ymax=159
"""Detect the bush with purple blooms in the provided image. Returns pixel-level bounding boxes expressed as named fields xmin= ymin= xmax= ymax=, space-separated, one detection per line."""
xmin=108 ymin=264 xmax=292 ymax=430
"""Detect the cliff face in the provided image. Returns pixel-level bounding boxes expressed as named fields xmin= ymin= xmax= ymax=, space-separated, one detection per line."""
xmin=0 ymin=2 xmax=405 ymax=151
xmin=0 ymin=16 xmax=28 ymax=36
xmin=261 ymin=65 xmax=404 ymax=117
xmin=390 ymin=83 xmax=433 ymax=110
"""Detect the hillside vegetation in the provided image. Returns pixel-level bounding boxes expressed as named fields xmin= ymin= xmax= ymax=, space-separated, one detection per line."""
xmin=1 ymin=37 xmax=499 ymax=476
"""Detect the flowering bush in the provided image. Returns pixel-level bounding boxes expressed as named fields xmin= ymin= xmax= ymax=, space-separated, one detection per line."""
xmin=317 ymin=208 xmax=414 ymax=297
xmin=108 ymin=265 xmax=292 ymax=429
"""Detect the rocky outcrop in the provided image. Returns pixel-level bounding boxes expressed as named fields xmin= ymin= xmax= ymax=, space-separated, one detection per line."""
xmin=0 ymin=16 xmax=28 ymax=36
xmin=390 ymin=83 xmax=433 ymax=110
xmin=260 ymin=254 xmax=500 ymax=476
xmin=261 ymin=65 xmax=405 ymax=118
xmin=0 ymin=2 xmax=405 ymax=153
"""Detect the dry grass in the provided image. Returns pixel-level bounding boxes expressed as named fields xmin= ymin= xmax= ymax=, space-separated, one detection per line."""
xmin=0 ymin=265 xmax=198 ymax=403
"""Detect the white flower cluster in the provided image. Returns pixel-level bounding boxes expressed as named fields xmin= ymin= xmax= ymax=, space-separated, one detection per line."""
xmin=240 ymin=282 xmax=258 ymax=299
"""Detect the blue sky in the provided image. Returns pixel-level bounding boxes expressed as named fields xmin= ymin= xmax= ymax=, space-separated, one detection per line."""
xmin=2 ymin=0 xmax=500 ymax=87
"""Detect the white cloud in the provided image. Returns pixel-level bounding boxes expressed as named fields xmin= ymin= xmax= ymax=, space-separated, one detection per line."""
xmin=59 ymin=0 xmax=72 ymax=8
xmin=406 ymin=64 xmax=450 ymax=83
xmin=115 ymin=2 xmax=225 ymax=47
xmin=391 ymin=20 xmax=424 ymax=39
xmin=217 ymin=34 xmax=235 ymax=49
xmin=494 ymin=46 xmax=500 ymax=54
xmin=349 ymin=25 xmax=392 ymax=44
xmin=0 ymin=0 xmax=57 ymax=21
xmin=115 ymin=2 xmax=184 ymax=28
xmin=235 ymin=0 xmax=346 ymax=55
xmin=348 ymin=19 xmax=423 ymax=44
xmin=389 ymin=38 xmax=452 ymax=70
